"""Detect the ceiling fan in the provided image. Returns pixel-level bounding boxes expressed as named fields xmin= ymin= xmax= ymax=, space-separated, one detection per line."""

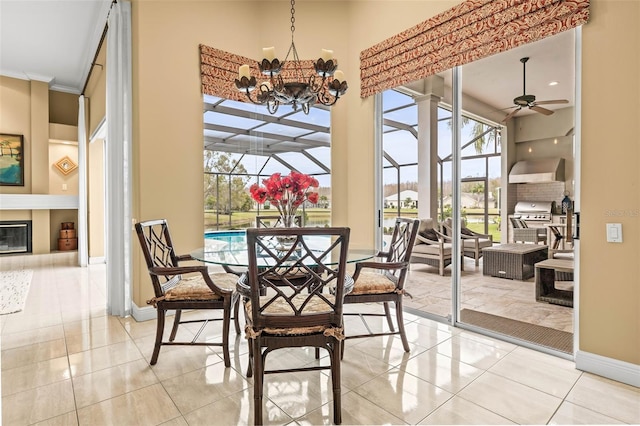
xmin=501 ymin=57 xmax=569 ymax=123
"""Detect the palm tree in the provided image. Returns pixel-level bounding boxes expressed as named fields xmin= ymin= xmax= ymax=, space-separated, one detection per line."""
xmin=447 ymin=116 xmax=500 ymax=154
xmin=0 ymin=139 xmax=11 ymax=157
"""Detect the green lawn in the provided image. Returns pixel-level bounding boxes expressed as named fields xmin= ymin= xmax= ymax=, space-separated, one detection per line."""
xmin=205 ymin=208 xmax=502 ymax=242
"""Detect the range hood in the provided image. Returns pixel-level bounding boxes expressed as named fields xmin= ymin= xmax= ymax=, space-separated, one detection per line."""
xmin=508 ymin=158 xmax=565 ymax=183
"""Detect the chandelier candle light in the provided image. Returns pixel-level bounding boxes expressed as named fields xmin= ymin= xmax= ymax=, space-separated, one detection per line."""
xmin=234 ymin=0 xmax=348 ymax=115
xmin=250 ymin=172 xmax=319 ymax=228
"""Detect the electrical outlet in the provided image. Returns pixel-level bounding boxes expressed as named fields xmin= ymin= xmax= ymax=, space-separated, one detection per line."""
xmin=62 ymin=183 xmax=67 ymax=191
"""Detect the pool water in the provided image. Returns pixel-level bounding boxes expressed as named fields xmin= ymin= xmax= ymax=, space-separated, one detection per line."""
xmin=204 ymin=230 xmax=246 ymax=244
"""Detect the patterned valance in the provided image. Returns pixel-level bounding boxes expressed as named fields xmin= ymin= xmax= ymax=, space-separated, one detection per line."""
xmin=360 ymin=0 xmax=590 ymax=98
xmin=200 ymin=44 xmax=316 ymax=102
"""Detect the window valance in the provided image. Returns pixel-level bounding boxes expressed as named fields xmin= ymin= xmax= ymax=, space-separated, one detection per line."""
xmin=200 ymin=45 xmax=249 ymax=102
xmin=360 ymin=0 xmax=589 ymax=98
xmin=200 ymin=44 xmax=315 ymax=102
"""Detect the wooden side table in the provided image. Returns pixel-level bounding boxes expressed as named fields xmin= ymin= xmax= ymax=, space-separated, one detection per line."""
xmin=535 ymin=258 xmax=574 ymax=307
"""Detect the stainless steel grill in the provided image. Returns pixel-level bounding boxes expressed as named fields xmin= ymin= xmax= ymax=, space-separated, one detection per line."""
xmin=512 ymin=201 xmax=554 ymax=223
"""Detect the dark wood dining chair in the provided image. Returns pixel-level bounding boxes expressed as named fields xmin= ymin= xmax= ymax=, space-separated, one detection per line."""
xmin=343 ymin=217 xmax=420 ymax=352
xmin=255 ymin=214 xmax=309 ymax=287
xmin=238 ymin=226 xmax=351 ymax=425
xmin=135 ymin=219 xmax=240 ymax=367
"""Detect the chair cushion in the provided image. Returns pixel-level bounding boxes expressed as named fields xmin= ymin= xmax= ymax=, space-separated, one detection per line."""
xmin=350 ymin=271 xmax=396 ymax=295
xmin=462 ymin=238 xmax=492 ymax=249
xmin=553 ymin=252 xmax=574 ymax=260
xmin=412 ymin=243 xmax=452 ymax=255
xmin=245 ymin=294 xmax=336 ymax=335
xmin=461 ymin=227 xmax=475 ymax=236
xmin=164 ymin=272 xmax=237 ymax=301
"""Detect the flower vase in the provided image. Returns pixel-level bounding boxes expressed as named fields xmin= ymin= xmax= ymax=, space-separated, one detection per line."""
xmin=276 ymin=215 xmax=298 ymax=248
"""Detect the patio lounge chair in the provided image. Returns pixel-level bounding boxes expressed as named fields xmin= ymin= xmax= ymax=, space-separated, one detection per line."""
xmin=410 ymin=218 xmax=460 ymax=275
xmin=510 ymin=217 xmax=547 ymax=244
xmin=441 ymin=217 xmax=493 ymax=266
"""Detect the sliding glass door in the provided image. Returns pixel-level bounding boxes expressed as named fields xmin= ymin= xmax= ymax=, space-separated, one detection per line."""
xmin=376 ymin=28 xmax=578 ymax=356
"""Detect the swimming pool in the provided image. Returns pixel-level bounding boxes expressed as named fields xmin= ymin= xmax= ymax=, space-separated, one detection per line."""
xmin=204 ymin=230 xmax=246 ymax=244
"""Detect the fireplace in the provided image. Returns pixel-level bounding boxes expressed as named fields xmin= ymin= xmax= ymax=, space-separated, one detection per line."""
xmin=0 ymin=220 xmax=32 ymax=255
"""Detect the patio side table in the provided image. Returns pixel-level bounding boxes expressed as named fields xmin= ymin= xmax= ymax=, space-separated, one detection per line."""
xmin=535 ymin=258 xmax=574 ymax=307
xmin=482 ymin=243 xmax=548 ymax=280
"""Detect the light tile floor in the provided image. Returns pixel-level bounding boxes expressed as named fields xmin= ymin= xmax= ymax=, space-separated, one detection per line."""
xmin=2 ymin=253 xmax=639 ymax=425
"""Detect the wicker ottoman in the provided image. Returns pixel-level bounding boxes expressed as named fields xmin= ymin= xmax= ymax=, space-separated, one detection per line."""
xmin=535 ymin=258 xmax=575 ymax=307
xmin=482 ymin=243 xmax=548 ymax=280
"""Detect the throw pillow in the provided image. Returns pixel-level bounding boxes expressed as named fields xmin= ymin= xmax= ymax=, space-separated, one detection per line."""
xmin=461 ymin=227 xmax=475 ymax=236
xmin=419 ymin=229 xmax=439 ymax=241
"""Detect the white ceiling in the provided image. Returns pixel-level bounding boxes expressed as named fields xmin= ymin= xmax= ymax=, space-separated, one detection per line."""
xmin=455 ymin=30 xmax=575 ymax=117
xmin=0 ymin=0 xmax=112 ymax=94
xmin=0 ymin=0 xmax=575 ymax=112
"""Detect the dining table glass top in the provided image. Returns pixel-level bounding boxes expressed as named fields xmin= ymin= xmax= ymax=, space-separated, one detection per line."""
xmin=191 ymin=231 xmax=377 ymax=268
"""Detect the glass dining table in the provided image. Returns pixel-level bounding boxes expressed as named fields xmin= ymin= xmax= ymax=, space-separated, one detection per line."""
xmin=190 ymin=232 xmax=378 ymax=269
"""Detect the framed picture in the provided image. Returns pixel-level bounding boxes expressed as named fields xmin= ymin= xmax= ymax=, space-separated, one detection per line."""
xmin=0 ymin=133 xmax=24 ymax=186
xmin=54 ymin=155 xmax=78 ymax=175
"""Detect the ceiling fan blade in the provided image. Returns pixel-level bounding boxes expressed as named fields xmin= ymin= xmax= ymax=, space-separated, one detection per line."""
xmin=496 ymin=105 xmax=518 ymax=112
xmin=530 ymin=105 xmax=554 ymax=115
xmin=501 ymin=107 xmax=521 ymax=122
xmin=535 ymin=99 xmax=569 ymax=105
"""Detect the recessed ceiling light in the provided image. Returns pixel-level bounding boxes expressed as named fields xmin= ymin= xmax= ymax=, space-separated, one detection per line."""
xmin=549 ymin=81 xmax=559 ymax=86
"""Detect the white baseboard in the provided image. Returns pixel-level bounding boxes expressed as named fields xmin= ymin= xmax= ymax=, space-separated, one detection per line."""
xmin=88 ymin=256 xmax=105 ymax=264
xmin=131 ymin=301 xmax=179 ymax=322
xmin=575 ymin=350 xmax=640 ymax=387
xmin=131 ymin=301 xmax=156 ymax=322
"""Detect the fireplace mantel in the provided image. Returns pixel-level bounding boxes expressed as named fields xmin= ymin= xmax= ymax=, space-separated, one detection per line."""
xmin=0 ymin=194 xmax=79 ymax=210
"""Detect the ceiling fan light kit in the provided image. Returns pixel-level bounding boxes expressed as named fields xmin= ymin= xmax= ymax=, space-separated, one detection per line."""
xmin=502 ymin=57 xmax=569 ymax=123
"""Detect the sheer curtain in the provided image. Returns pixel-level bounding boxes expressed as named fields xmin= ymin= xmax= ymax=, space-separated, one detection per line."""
xmin=77 ymin=95 xmax=88 ymax=267
xmin=106 ymin=0 xmax=132 ymax=317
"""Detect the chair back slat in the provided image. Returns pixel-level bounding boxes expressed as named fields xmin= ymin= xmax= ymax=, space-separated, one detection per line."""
xmin=134 ymin=219 xmax=182 ymax=296
xmin=383 ymin=218 xmax=420 ymax=282
xmin=244 ymin=227 xmax=351 ymax=330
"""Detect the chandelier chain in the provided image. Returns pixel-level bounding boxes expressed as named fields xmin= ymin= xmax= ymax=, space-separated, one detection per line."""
xmin=290 ymin=0 xmax=296 ymax=42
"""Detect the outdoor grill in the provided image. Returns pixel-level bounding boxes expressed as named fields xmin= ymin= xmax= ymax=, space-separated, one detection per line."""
xmin=511 ymin=201 xmax=554 ymax=225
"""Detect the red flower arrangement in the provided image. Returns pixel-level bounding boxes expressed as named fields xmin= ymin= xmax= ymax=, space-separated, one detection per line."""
xmin=249 ymin=172 xmax=319 ymax=226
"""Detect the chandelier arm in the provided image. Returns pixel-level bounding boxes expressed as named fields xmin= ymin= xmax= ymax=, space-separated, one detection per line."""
xmin=233 ymin=0 xmax=346 ymax=115
xmin=267 ymin=100 xmax=280 ymax=114
xmin=315 ymin=91 xmax=339 ymax=107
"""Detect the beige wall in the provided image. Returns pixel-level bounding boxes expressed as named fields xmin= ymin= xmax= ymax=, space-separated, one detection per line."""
xmin=580 ymin=0 xmax=639 ymax=365
xmin=0 ymin=77 xmax=55 ymax=253
xmin=84 ymin=40 xmax=107 ymax=261
xmin=0 ymin=76 xmax=33 ymax=194
xmin=0 ymin=77 xmax=84 ymax=253
xmin=86 ymin=41 xmax=107 ymax=138
xmin=49 ymin=91 xmax=78 ymax=126
xmin=49 ymin=141 xmax=79 ymax=195
xmin=87 ymin=139 xmax=105 ymax=259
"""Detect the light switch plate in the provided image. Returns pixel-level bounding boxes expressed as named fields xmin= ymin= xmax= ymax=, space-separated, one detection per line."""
xmin=606 ymin=223 xmax=622 ymax=243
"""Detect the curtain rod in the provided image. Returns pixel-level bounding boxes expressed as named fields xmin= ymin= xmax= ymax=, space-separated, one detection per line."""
xmin=81 ymin=0 xmax=117 ymax=95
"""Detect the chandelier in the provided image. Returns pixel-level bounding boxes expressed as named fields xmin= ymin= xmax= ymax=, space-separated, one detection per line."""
xmin=234 ymin=0 xmax=348 ymax=115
